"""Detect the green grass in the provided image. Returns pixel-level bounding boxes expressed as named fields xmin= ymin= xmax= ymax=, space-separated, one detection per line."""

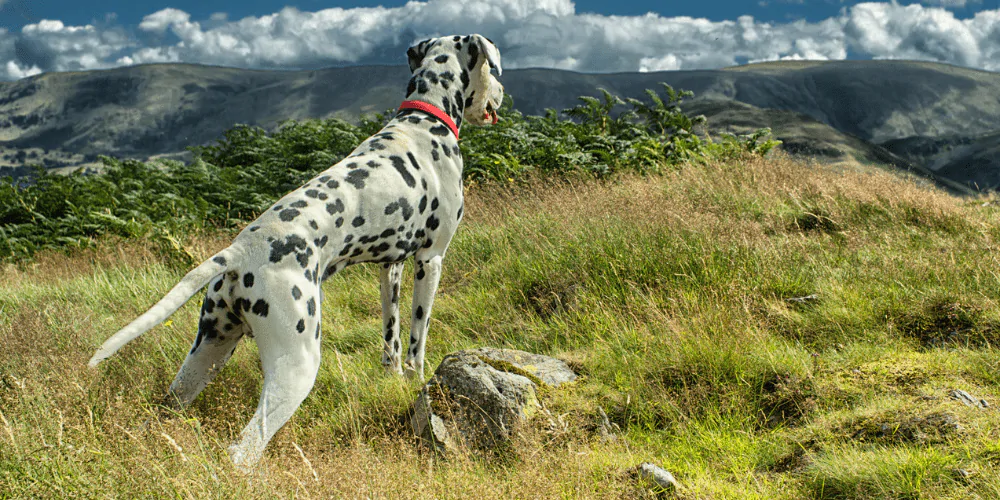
xmin=2 ymin=153 xmax=1000 ymax=498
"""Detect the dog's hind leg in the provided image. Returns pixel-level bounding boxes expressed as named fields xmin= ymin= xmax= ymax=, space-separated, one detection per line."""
xmin=163 ymin=278 xmax=247 ymax=410
xmin=380 ymin=262 xmax=405 ymax=375
xmin=404 ymin=254 xmax=443 ymax=381
xmin=228 ymin=281 xmax=323 ymax=470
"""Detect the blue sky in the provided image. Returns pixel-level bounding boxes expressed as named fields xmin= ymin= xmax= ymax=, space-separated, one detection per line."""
xmin=0 ymin=0 xmax=998 ymax=80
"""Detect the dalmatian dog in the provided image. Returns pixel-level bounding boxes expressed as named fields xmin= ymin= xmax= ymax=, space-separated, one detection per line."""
xmin=88 ymin=34 xmax=504 ymax=469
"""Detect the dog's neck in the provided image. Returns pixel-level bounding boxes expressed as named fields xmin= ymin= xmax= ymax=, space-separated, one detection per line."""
xmin=403 ymin=60 xmax=468 ymax=131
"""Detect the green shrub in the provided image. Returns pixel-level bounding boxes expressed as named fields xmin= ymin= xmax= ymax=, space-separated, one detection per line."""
xmin=0 ymin=84 xmax=779 ymax=262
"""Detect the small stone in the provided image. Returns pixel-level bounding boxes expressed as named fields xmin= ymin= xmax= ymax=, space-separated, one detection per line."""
xmin=638 ymin=462 xmax=679 ymax=491
xmin=950 ymin=389 xmax=988 ymax=409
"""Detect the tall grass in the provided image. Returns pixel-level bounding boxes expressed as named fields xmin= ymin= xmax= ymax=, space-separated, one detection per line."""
xmin=2 ymin=153 xmax=999 ymax=498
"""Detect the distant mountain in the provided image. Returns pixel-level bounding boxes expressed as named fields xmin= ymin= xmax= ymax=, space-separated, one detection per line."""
xmin=0 ymin=60 xmax=998 ymax=192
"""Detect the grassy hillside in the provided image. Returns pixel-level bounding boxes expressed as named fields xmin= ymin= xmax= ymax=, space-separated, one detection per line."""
xmin=2 ymin=153 xmax=1000 ymax=498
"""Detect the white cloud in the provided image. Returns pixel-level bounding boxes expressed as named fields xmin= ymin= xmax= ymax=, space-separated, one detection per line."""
xmin=921 ymin=0 xmax=981 ymax=8
xmin=0 ymin=0 xmax=998 ymax=80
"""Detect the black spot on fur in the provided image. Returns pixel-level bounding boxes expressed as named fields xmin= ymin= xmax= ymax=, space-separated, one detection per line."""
xmin=307 ymin=297 xmax=316 ymax=316
xmin=460 ymin=70 xmax=470 ymax=89
xmin=427 ymin=215 xmax=440 ymax=230
xmin=457 ymin=205 xmax=463 ymax=219
xmin=419 ymin=196 xmax=428 ymax=213
xmin=467 ymin=42 xmax=479 ymax=70
xmin=429 ymin=125 xmax=450 ymax=136
xmin=435 ymin=54 xmax=449 ymax=63
xmin=304 ymin=190 xmax=320 ymax=199
xmin=431 ymin=198 xmax=439 ymax=210
xmin=465 ymin=96 xmax=474 ymax=108
xmin=415 ymin=306 xmax=424 ymax=320
xmin=269 ymin=235 xmax=308 ymax=263
xmin=227 ymin=311 xmax=243 ymax=326
xmin=336 ymin=217 xmax=344 ymax=228
xmin=352 ymin=216 xmax=366 ymax=227
xmin=319 ymin=175 xmax=330 ymax=182
xmin=279 ymin=208 xmax=301 ymax=222
xmin=381 ymin=228 xmax=396 ymax=238
xmin=327 ymin=180 xmax=340 ymax=189
xmin=309 ymin=220 xmax=319 ymax=230
xmin=252 ymin=299 xmax=270 ymax=317
xmin=431 ymin=149 xmax=440 ymax=161
xmin=297 ymin=319 xmax=306 ymax=334
xmin=243 ymin=273 xmax=254 ymax=288
xmin=213 ymin=256 xmax=227 ymax=266
xmin=346 ymin=169 xmax=369 ymax=189
xmin=367 ymin=160 xmax=379 ymax=169
xmin=326 ymin=199 xmax=345 ymax=215
xmin=249 ymin=226 xmax=261 ymax=232
xmin=453 ymin=145 xmax=460 ymax=156
xmin=406 ymin=152 xmax=422 ymax=171
xmin=316 ymin=324 xmax=321 ymax=339
xmin=198 ymin=317 xmax=219 ymax=342
xmin=296 ymin=246 xmax=314 ymax=269
xmin=390 ymin=155 xmax=416 ymax=187
xmin=213 ymin=279 xmax=224 ymax=292
xmin=407 ymin=77 xmax=417 ymax=95
xmin=202 ymin=297 xmax=215 ymax=314
xmin=392 ymin=283 xmax=399 ymax=303
xmin=417 ymin=79 xmax=429 ymax=94
xmin=304 ymin=269 xmax=313 ymax=282
xmin=292 ymin=286 xmax=302 ymax=300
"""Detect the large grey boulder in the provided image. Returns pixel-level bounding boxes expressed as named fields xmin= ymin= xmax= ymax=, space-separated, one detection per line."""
xmin=410 ymin=348 xmax=577 ymax=452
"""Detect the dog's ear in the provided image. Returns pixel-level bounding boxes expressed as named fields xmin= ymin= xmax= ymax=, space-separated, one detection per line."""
xmin=471 ymin=34 xmax=502 ymax=76
xmin=407 ymin=39 xmax=431 ymax=73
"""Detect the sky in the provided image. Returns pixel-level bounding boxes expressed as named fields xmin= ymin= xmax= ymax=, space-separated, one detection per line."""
xmin=0 ymin=0 xmax=999 ymax=80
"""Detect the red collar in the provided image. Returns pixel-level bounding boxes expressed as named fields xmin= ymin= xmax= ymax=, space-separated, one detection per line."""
xmin=398 ymin=100 xmax=460 ymax=139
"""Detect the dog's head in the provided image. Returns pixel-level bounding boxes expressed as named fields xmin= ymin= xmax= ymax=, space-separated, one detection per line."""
xmin=406 ymin=34 xmax=504 ymax=127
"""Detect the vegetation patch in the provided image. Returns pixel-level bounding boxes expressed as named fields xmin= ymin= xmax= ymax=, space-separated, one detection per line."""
xmin=844 ymin=409 xmax=962 ymax=445
xmin=896 ymin=299 xmax=1000 ymax=349
xmin=756 ymin=373 xmax=817 ymax=428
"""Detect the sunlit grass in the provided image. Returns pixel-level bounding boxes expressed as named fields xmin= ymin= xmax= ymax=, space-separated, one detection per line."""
xmin=3 ymin=153 xmax=1000 ymax=497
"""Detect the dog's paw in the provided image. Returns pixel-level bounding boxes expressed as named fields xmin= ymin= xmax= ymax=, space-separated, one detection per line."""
xmin=403 ymin=362 xmax=425 ymax=382
xmin=228 ymin=444 xmax=260 ymax=475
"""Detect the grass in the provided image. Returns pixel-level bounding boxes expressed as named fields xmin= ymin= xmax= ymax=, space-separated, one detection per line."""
xmin=3 ymin=152 xmax=1000 ymax=498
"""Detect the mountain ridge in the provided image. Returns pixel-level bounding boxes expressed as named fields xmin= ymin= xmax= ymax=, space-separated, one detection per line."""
xmin=0 ymin=60 xmax=998 ymax=191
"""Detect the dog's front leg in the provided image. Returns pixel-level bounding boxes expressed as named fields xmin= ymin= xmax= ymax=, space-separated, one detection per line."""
xmin=404 ymin=254 xmax=443 ymax=380
xmin=380 ymin=262 xmax=405 ymax=375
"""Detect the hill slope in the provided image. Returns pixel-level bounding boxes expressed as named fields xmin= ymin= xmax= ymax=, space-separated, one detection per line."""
xmin=0 ymin=60 xmax=999 ymax=189
xmin=3 ymin=154 xmax=1000 ymax=497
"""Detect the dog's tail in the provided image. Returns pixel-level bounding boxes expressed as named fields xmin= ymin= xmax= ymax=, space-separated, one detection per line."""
xmin=87 ymin=247 xmax=240 ymax=368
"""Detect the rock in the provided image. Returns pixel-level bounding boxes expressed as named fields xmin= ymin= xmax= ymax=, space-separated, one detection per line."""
xmin=638 ymin=462 xmax=680 ymax=492
xmin=410 ymin=348 xmax=577 ymax=453
xmin=597 ymin=405 xmax=618 ymax=443
xmin=949 ymin=389 xmax=989 ymax=409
